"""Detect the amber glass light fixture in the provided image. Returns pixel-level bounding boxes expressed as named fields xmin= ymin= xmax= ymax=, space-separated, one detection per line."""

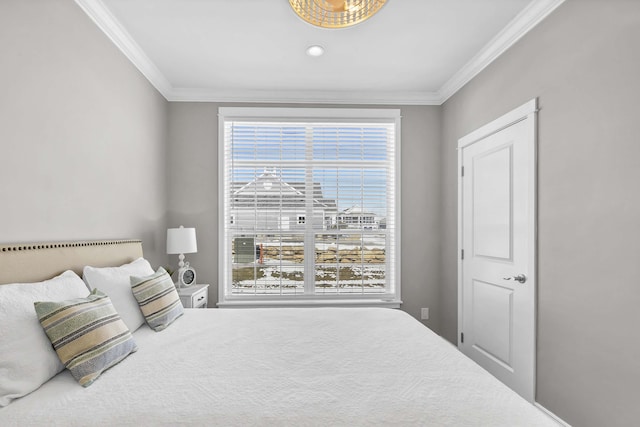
xmin=289 ymin=0 xmax=387 ymax=29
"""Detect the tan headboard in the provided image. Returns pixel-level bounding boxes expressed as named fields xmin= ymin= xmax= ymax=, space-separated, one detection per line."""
xmin=0 ymin=240 xmax=143 ymax=284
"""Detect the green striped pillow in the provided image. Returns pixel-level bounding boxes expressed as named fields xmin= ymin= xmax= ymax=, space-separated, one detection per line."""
xmin=34 ymin=289 xmax=137 ymax=387
xmin=130 ymin=267 xmax=184 ymax=331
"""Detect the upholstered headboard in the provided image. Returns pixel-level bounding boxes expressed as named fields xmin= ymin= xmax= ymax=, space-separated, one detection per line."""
xmin=0 ymin=240 xmax=143 ymax=284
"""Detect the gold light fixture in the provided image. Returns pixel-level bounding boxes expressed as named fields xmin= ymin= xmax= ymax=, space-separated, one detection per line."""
xmin=289 ymin=0 xmax=387 ymax=29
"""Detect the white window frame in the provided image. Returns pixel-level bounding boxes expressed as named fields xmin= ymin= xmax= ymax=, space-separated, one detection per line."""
xmin=217 ymin=107 xmax=402 ymax=308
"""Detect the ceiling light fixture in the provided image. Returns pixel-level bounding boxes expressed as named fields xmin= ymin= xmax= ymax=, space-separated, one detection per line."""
xmin=289 ymin=0 xmax=387 ymax=29
xmin=306 ymin=45 xmax=325 ymax=57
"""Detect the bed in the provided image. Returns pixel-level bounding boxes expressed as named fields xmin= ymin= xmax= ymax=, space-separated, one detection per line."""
xmin=0 ymin=240 xmax=557 ymax=426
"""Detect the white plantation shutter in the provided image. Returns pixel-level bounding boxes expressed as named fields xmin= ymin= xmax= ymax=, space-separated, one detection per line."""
xmin=218 ymin=108 xmax=400 ymax=306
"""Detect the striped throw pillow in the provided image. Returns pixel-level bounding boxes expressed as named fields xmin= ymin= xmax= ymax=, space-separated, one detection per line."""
xmin=130 ymin=267 xmax=184 ymax=331
xmin=34 ymin=289 xmax=137 ymax=387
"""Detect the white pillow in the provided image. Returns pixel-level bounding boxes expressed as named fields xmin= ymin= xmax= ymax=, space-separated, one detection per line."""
xmin=0 ymin=270 xmax=89 ymax=407
xmin=82 ymin=257 xmax=154 ymax=333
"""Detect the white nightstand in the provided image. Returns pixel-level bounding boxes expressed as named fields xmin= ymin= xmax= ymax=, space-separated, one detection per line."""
xmin=177 ymin=284 xmax=209 ymax=308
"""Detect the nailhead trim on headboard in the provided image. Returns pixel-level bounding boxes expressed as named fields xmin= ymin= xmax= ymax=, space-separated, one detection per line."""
xmin=0 ymin=240 xmax=142 ymax=252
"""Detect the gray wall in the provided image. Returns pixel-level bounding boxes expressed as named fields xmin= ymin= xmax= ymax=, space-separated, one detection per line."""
xmin=0 ymin=0 xmax=169 ymax=266
xmin=167 ymin=103 xmax=442 ymax=328
xmin=440 ymin=1 xmax=640 ymax=425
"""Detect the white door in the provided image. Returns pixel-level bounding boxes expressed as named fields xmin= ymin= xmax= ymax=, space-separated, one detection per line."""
xmin=458 ymin=99 xmax=537 ymax=402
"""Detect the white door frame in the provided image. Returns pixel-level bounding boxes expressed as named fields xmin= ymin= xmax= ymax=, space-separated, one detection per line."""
xmin=457 ymin=98 xmax=538 ymax=400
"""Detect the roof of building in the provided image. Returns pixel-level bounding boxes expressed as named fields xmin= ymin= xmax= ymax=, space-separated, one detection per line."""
xmin=231 ymin=171 xmax=336 ymax=210
xmin=340 ymin=206 xmax=377 ymax=216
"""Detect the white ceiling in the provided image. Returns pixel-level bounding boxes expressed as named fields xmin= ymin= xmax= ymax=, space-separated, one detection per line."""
xmin=76 ymin=0 xmax=565 ymax=104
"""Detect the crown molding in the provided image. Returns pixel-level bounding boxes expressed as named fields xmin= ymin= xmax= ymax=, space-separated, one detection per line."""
xmin=168 ymin=88 xmax=441 ymax=105
xmin=75 ymin=0 xmax=565 ymax=106
xmin=74 ymin=0 xmax=173 ymax=97
xmin=437 ymin=0 xmax=566 ymax=103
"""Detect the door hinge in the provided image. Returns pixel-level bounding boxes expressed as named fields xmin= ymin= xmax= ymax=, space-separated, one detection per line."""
xmin=461 ymin=166 xmax=465 ymax=177
xmin=461 ymin=332 xmax=464 ymax=343
xmin=461 ymin=249 xmax=464 ymax=260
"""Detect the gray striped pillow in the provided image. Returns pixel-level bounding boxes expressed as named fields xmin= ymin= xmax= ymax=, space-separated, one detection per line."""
xmin=130 ymin=267 xmax=184 ymax=331
xmin=34 ymin=289 xmax=137 ymax=387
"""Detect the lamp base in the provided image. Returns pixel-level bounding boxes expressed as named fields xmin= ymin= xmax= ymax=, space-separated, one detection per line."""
xmin=177 ymin=253 xmax=185 ymax=269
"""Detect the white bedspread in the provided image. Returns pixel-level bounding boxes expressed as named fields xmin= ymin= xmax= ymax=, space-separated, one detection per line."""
xmin=0 ymin=308 xmax=557 ymax=426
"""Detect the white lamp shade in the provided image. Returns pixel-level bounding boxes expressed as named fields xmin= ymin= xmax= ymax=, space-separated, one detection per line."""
xmin=166 ymin=226 xmax=198 ymax=254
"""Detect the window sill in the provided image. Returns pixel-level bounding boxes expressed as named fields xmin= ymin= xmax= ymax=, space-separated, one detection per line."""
xmin=217 ymin=299 xmax=402 ymax=309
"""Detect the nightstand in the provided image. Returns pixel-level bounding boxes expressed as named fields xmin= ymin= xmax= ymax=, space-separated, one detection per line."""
xmin=177 ymin=284 xmax=209 ymax=308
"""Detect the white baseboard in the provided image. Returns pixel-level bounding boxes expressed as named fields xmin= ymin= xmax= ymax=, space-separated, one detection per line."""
xmin=535 ymin=402 xmax=571 ymax=426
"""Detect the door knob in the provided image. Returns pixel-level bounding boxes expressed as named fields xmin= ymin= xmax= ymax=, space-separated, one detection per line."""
xmin=503 ymin=274 xmax=527 ymax=284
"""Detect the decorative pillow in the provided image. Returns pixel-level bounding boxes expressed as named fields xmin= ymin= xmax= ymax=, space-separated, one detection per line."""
xmin=34 ymin=289 xmax=137 ymax=387
xmin=82 ymin=257 xmax=154 ymax=332
xmin=130 ymin=267 xmax=184 ymax=331
xmin=0 ymin=270 xmax=89 ymax=407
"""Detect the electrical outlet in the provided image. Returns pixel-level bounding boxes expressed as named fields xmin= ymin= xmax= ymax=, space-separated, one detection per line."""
xmin=421 ymin=307 xmax=429 ymax=320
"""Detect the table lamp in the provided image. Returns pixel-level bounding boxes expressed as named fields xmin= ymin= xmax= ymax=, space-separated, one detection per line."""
xmin=167 ymin=226 xmax=198 ymax=288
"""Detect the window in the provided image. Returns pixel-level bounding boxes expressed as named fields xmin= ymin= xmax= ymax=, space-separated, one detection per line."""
xmin=218 ymin=108 xmax=400 ymax=307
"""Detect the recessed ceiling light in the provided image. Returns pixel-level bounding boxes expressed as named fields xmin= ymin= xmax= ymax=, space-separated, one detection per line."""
xmin=306 ymin=45 xmax=325 ymax=57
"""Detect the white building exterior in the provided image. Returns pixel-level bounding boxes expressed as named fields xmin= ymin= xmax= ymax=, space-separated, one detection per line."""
xmin=230 ymin=171 xmax=384 ymax=231
xmin=230 ymin=171 xmax=337 ymax=231
xmin=335 ymin=206 xmax=381 ymax=230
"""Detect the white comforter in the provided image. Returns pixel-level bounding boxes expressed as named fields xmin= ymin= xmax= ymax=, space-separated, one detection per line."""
xmin=0 ymin=308 xmax=557 ymax=426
